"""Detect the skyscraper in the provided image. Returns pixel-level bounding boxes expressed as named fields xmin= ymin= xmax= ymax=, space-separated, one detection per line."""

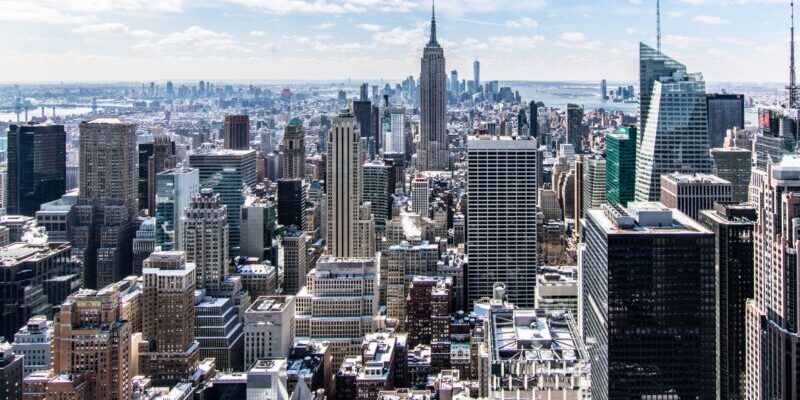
xmin=601 ymin=79 xmax=608 ymax=100
xmin=566 ymin=103 xmax=584 ymax=152
xmin=6 ymin=123 xmax=66 ymax=216
xmin=473 ymin=58 xmax=480 ymax=93
xmin=706 ymin=93 xmax=745 ymax=149
xmin=325 ymin=106 xmax=375 ymax=258
xmin=638 ymin=42 xmax=687 ymax=144
xmin=606 ymin=125 xmax=636 ymax=206
xmin=659 ymin=173 xmax=733 ymax=220
xmin=746 ymin=157 xmax=800 ymax=398
xmin=698 ymin=203 xmax=755 ymax=400
xmin=224 ymin=114 xmax=250 ymax=150
xmin=277 ymin=179 xmax=306 ymax=229
xmin=0 ymin=340 xmax=22 ymax=400
xmin=449 ymin=70 xmax=458 ymax=94
xmin=635 ymin=45 xmax=712 ymax=201
xmin=582 ymin=154 xmax=607 ymax=211
xmin=182 ymin=189 xmax=228 ymax=292
xmin=282 ymin=118 xmax=306 ymax=179
xmin=139 ymin=251 xmax=200 ymax=385
xmin=417 ymin=4 xmax=449 ymax=171
xmin=582 ymin=202 xmax=716 ymax=399
xmin=363 ymin=161 xmax=391 ymax=229
xmin=466 ymin=137 xmax=538 ymax=307
xmin=145 ymin=135 xmax=176 ymax=215
xmin=76 ymin=119 xmax=138 ymax=289
xmin=155 ymin=167 xmax=200 ymax=251
xmin=710 ymin=128 xmax=752 ymax=203
xmin=529 ymin=101 xmax=539 ymax=138
xmin=282 ymin=228 xmax=307 ymax=295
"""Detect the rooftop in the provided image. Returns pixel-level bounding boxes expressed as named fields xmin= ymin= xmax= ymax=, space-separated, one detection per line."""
xmin=662 ymin=172 xmax=731 ymax=185
xmin=248 ymin=296 xmax=292 ymax=313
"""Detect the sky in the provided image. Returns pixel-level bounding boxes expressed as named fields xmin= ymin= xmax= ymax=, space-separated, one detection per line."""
xmin=0 ymin=0 xmax=793 ymax=83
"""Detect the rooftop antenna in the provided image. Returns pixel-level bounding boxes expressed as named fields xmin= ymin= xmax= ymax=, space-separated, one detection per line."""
xmin=657 ymin=0 xmax=662 ymax=52
xmin=790 ymin=1 xmax=798 ymax=108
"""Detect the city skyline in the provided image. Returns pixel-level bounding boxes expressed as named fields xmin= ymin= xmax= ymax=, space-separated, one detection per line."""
xmin=0 ymin=0 xmax=793 ymax=83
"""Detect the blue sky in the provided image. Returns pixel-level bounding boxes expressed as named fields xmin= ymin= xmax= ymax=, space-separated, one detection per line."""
xmin=0 ymin=0 xmax=791 ymax=83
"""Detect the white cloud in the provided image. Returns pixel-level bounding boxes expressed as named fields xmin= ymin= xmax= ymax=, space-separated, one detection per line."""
xmin=488 ymin=35 xmax=545 ymax=51
xmin=356 ymin=24 xmax=383 ymax=32
xmin=560 ymin=32 xmax=586 ymax=42
xmin=313 ymin=22 xmax=337 ymax=30
xmin=626 ymin=27 xmax=638 ymax=35
xmin=131 ymin=29 xmax=157 ymax=38
xmin=435 ymin=0 xmax=546 ymax=14
xmin=73 ymin=22 xmax=129 ymax=34
xmin=155 ymin=26 xmax=251 ymax=53
xmin=667 ymin=11 xmax=684 ymax=18
xmin=718 ymin=37 xmax=754 ymax=46
xmin=373 ymin=25 xmax=426 ymax=46
xmin=692 ymin=15 xmax=729 ymax=25
xmin=629 ymin=0 xmax=642 ymax=4
xmin=313 ymin=42 xmax=363 ymax=52
xmin=249 ymin=30 xmax=265 ymax=37
xmin=506 ymin=17 xmax=538 ymax=29
xmin=0 ymin=1 xmax=95 ymax=24
xmin=218 ymin=0 xmax=414 ymax=14
xmin=679 ymin=0 xmax=784 ymax=5
xmin=663 ymin=34 xmax=710 ymax=49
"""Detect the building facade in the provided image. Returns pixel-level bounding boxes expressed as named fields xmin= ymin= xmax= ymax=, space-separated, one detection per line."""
xmin=7 ymin=123 xmax=66 ymax=217
xmin=416 ymin=6 xmax=449 ymax=171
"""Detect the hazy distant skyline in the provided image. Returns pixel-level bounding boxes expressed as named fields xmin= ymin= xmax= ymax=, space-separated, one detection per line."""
xmin=0 ymin=0 xmax=792 ymax=83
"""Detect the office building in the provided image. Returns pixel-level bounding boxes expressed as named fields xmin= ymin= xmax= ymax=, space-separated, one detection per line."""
xmin=6 ymin=123 xmax=65 ymax=217
xmin=295 ymin=256 xmax=378 ymax=367
xmin=155 ymin=167 xmax=199 ymax=251
xmin=189 ymin=147 xmax=257 ymax=252
xmin=382 ymin=107 xmax=406 ymax=155
xmin=326 ymin=106 xmax=375 ymax=258
xmin=638 ymin=42 xmax=687 ymax=142
xmin=529 ymin=101 xmax=539 ymax=138
xmin=417 ymin=6 xmax=449 ymax=171
xmin=480 ymin=307 xmax=590 ymax=399
xmin=282 ymin=118 xmax=305 ymax=179
xmin=76 ymin=119 xmax=137 ymax=289
xmin=139 ymin=251 xmax=200 ymax=385
xmin=0 ymin=340 xmax=22 ymax=400
xmin=384 ymin=241 xmax=439 ymax=326
xmin=353 ymin=100 xmax=374 ymax=145
xmin=745 ymin=157 xmax=800 ymax=399
xmin=240 ymin=195 xmax=277 ymax=262
xmin=11 ymin=316 xmax=52 ymax=376
xmin=566 ymin=103 xmax=584 ymax=152
xmin=195 ymin=294 xmax=244 ymax=371
xmin=35 ymin=190 xmax=77 ymax=243
xmin=282 ymin=228 xmax=307 ymax=295
xmin=582 ymin=202 xmax=715 ymax=399
xmin=706 ymin=93 xmax=745 ymax=149
xmin=287 ymin=341 xmax=332 ymax=396
xmin=583 ymin=154 xmax=606 ymax=213
xmin=710 ymin=128 xmax=752 ymax=203
xmin=635 ymin=45 xmax=713 ymax=201
xmin=659 ymin=173 xmax=732 ymax=220
xmin=247 ymin=359 xmax=289 ymax=400
xmin=0 ymin=238 xmax=74 ymax=341
xmin=52 ymin=286 xmax=132 ymax=399
xmin=236 ymin=260 xmax=277 ymax=298
xmin=601 ymin=79 xmax=608 ymax=100
xmin=277 ymin=179 xmax=305 ymax=229
xmin=131 ymin=217 xmax=156 ymax=275
xmin=244 ymin=296 xmax=295 ymax=370
xmin=182 ymin=189 xmax=228 ymax=292
xmin=411 ymin=175 xmax=430 ymax=216
xmin=606 ymin=125 xmax=636 ymax=206
xmin=534 ymin=265 xmax=578 ymax=318
xmin=363 ymin=161 xmax=391 ymax=229
xmin=698 ymin=203 xmax=755 ymax=400
xmin=224 ymin=115 xmax=250 ymax=150
xmin=143 ymin=135 xmax=176 ymax=215
xmin=406 ymin=277 xmax=451 ymax=349
xmin=466 ymin=137 xmax=537 ymax=307
xmin=473 ymin=59 xmax=480 ymax=93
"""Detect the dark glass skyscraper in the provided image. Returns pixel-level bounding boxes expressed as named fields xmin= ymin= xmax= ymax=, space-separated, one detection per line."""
xmin=224 ymin=114 xmax=250 ymax=150
xmin=706 ymin=93 xmax=745 ymax=149
xmin=582 ymin=203 xmax=716 ymax=399
xmin=698 ymin=203 xmax=755 ymax=400
xmin=7 ymin=124 xmax=66 ymax=216
xmin=529 ymin=100 xmax=538 ymax=138
xmin=605 ymin=125 xmax=636 ymax=206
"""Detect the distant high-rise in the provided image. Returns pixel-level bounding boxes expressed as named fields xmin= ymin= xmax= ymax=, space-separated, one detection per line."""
xmin=583 ymin=154 xmax=607 ymax=211
xmin=473 ymin=59 xmax=480 ymax=93
xmin=746 ymin=157 xmax=800 ymax=399
xmin=582 ymin=202 xmax=716 ymax=399
xmin=711 ymin=128 xmax=752 ymax=203
xmin=76 ymin=119 xmax=137 ymax=289
xmin=353 ymin=100 xmax=373 ymax=143
xmin=606 ymin=125 xmax=637 ymax=206
xmin=466 ymin=137 xmax=538 ymax=307
xmin=529 ymin=101 xmax=539 ymax=138
xmin=449 ymin=70 xmax=459 ymax=94
xmin=635 ymin=44 xmax=712 ymax=201
xmin=155 ymin=167 xmax=200 ymax=251
xmin=325 ymin=106 xmax=375 ymax=258
xmin=566 ymin=104 xmax=584 ymax=152
xmin=7 ymin=123 xmax=66 ymax=216
xmin=698 ymin=203 xmax=755 ymax=400
xmin=706 ymin=93 xmax=745 ymax=149
xmin=601 ymin=79 xmax=608 ymax=100
xmin=182 ymin=189 xmax=228 ymax=292
xmin=282 ymin=118 xmax=305 ymax=179
xmin=417 ymin=4 xmax=449 ymax=171
xmin=224 ymin=115 xmax=250 ymax=150
xmin=139 ymin=251 xmax=200 ymax=385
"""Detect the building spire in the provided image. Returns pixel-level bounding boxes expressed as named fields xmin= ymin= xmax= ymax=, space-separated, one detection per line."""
xmin=656 ymin=0 xmax=661 ymax=52
xmin=429 ymin=0 xmax=438 ymax=45
xmin=791 ymin=1 xmax=798 ymax=108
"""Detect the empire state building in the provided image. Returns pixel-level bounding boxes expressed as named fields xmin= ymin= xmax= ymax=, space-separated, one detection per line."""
xmin=417 ymin=3 xmax=448 ymax=171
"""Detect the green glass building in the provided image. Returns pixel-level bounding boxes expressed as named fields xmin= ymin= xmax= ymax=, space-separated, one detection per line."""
xmin=606 ymin=125 xmax=636 ymax=206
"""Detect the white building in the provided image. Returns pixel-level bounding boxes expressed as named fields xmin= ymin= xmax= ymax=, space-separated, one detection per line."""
xmin=12 ymin=316 xmax=52 ymax=376
xmin=182 ymin=188 xmax=228 ymax=292
xmin=244 ymin=296 xmax=295 ymax=370
xmin=534 ymin=266 xmax=578 ymax=319
xmin=467 ymin=136 xmax=538 ymax=307
xmin=411 ymin=175 xmax=430 ymax=217
xmin=247 ymin=359 xmax=289 ymax=400
xmin=155 ymin=167 xmax=199 ymax=251
xmin=295 ymin=256 xmax=379 ymax=368
xmin=582 ymin=155 xmax=606 ymax=210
